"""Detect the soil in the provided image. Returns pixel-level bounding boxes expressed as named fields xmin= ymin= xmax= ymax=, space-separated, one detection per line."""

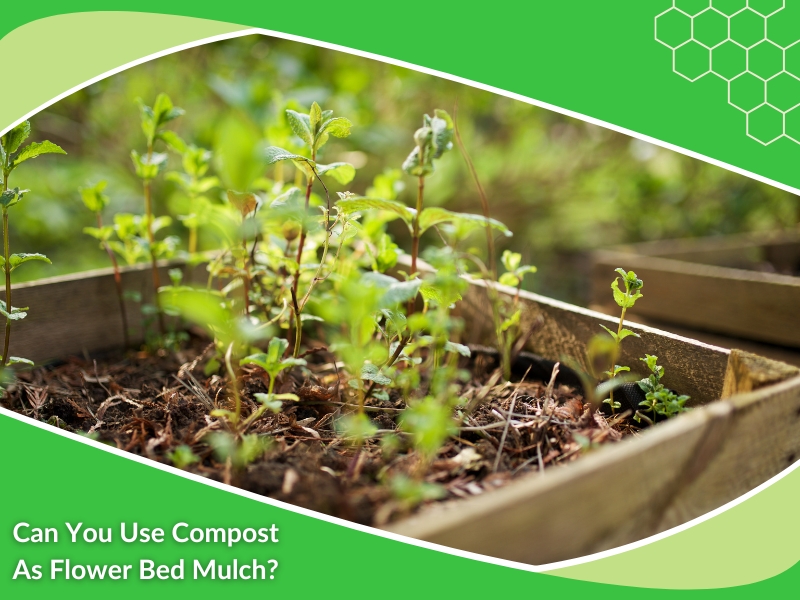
xmin=1 ymin=333 xmax=643 ymax=526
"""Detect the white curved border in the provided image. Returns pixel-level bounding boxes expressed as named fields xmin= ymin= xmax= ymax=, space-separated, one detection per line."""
xmin=2 ymin=21 xmax=799 ymax=577
xmin=2 ymin=24 xmax=799 ymax=197
xmin=2 ymin=404 xmax=799 ymax=574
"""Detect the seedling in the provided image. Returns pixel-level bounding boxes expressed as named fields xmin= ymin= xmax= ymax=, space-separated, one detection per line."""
xmin=635 ymin=354 xmax=690 ymax=424
xmin=165 ymin=141 xmax=219 ymax=255
xmin=242 ymin=337 xmax=305 ymax=419
xmin=262 ymin=102 xmax=355 ymax=355
xmin=81 ymin=181 xmax=130 ymax=347
xmin=132 ymin=93 xmax=184 ymax=335
xmin=599 ymin=268 xmax=643 ymax=412
xmin=0 ymin=121 xmax=64 ymax=367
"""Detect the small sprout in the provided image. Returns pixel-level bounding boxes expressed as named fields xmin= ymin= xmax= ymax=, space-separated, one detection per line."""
xmin=241 ymin=338 xmax=307 ymax=395
xmin=336 ymin=412 xmax=378 ymax=444
xmin=207 ymin=431 xmax=271 ymax=469
xmin=498 ymin=250 xmax=537 ymax=289
xmin=389 ymin=474 xmax=446 ymax=507
xmin=168 ymin=268 xmax=183 ymax=287
xmin=399 ymin=396 xmax=458 ymax=465
xmin=167 ymin=445 xmax=199 ymax=470
xmin=635 ymin=355 xmax=690 ymax=424
xmin=597 ymin=268 xmax=644 ymax=413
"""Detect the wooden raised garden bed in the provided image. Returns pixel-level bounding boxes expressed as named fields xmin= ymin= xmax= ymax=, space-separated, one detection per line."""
xmin=591 ymin=229 xmax=800 ymax=350
xmin=4 ymin=262 xmax=800 ymax=565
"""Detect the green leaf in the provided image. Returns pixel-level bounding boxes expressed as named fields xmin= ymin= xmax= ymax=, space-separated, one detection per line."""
xmin=153 ymin=93 xmax=184 ymax=126
xmin=12 ymin=141 xmax=66 ymax=167
xmin=9 ymin=253 xmax=51 ymax=272
xmin=158 ymin=130 xmax=188 ymax=154
xmin=319 ymin=116 xmax=352 ymax=139
xmin=1 ymin=121 xmax=31 ymax=155
xmin=400 ymin=396 xmax=458 ymax=458
xmin=419 ymin=280 xmax=463 ymax=307
xmin=418 ymin=207 xmax=511 ymax=237
xmin=264 ymin=146 xmax=309 ymax=165
xmin=267 ymin=336 xmax=289 ymax=365
xmin=316 ymin=162 xmax=356 ymax=185
xmin=599 ymin=324 xmax=619 ymax=342
xmin=500 ymin=309 xmax=521 ymax=333
xmin=6 ymin=356 xmax=33 ymax=366
xmin=444 ymin=341 xmax=471 ymax=357
xmin=336 ymin=197 xmax=416 ymax=227
xmin=0 ymin=305 xmax=28 ymax=321
xmin=253 ymin=393 xmax=288 ymax=414
xmin=430 ymin=109 xmax=454 ymax=158
xmin=286 ymin=110 xmax=313 ymax=146
xmin=309 ymin=102 xmax=322 ymax=134
xmin=402 ymin=145 xmax=432 ymax=177
xmin=361 ymin=363 xmax=392 ymax=386
xmin=617 ymin=328 xmax=640 ymax=341
xmin=79 ymin=181 xmax=109 ymax=213
xmin=336 ymin=412 xmax=378 ymax=442
xmin=498 ymin=272 xmax=520 ymax=287
xmin=501 ymin=250 xmax=522 ymax=273
xmin=0 ymin=188 xmax=28 ymax=208
xmin=131 ymin=150 xmax=168 ymax=180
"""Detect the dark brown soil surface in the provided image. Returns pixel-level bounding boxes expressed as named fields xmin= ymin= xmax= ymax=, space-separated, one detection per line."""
xmin=1 ymin=334 xmax=639 ymax=526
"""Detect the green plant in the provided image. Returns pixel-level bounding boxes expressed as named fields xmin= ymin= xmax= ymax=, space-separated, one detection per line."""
xmin=81 ymin=181 xmax=130 ymax=347
xmin=635 ymin=354 xmax=690 ymax=424
xmin=262 ymin=102 xmax=355 ymax=356
xmin=131 ymin=93 xmax=184 ymax=335
xmin=166 ymin=141 xmax=219 ymax=255
xmin=599 ymin=268 xmax=643 ymax=413
xmin=0 ymin=122 xmax=64 ymax=367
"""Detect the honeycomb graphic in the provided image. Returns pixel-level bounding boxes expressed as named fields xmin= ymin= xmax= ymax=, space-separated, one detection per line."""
xmin=655 ymin=1 xmax=800 ymax=145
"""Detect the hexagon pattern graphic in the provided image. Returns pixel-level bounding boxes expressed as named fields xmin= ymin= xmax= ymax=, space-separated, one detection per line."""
xmin=656 ymin=1 xmax=800 ymax=145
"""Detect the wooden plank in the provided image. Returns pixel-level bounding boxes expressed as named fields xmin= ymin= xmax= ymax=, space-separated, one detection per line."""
xmin=592 ymin=248 xmax=800 ymax=347
xmin=388 ymin=406 xmax=712 ymax=564
xmin=0 ymin=261 xmax=205 ymax=365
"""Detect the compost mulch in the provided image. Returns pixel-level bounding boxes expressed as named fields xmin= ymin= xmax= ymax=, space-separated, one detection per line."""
xmin=1 ymin=334 xmax=642 ymax=525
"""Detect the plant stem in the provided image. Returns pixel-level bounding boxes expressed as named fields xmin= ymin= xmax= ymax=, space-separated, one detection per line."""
xmin=1 ymin=206 xmax=10 ymax=367
xmin=453 ymin=103 xmax=497 ymax=281
xmin=291 ymin=152 xmax=316 ymax=357
xmin=608 ymin=297 xmax=630 ymax=414
xmin=98 ymin=213 xmax=130 ymax=348
xmin=241 ymin=220 xmax=251 ymax=318
xmin=406 ymin=163 xmax=425 ymax=317
xmin=225 ymin=342 xmax=242 ymax=427
xmin=143 ymin=142 xmax=166 ymax=336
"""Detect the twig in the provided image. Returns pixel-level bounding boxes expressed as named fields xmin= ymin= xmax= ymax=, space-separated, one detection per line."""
xmin=492 ymin=366 xmax=531 ymax=472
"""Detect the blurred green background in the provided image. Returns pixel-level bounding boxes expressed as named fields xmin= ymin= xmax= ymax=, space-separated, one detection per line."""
xmin=13 ymin=34 xmax=800 ymax=305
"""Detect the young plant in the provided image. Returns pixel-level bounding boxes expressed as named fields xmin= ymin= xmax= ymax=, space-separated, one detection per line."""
xmin=0 ymin=121 xmax=64 ymax=367
xmin=495 ymin=250 xmax=537 ymax=380
xmin=132 ymin=93 xmax=184 ymax=335
xmin=242 ymin=337 xmax=306 ymax=415
xmin=635 ymin=354 xmax=690 ymax=424
xmin=165 ymin=141 xmax=219 ymax=256
xmin=262 ymin=102 xmax=355 ymax=355
xmin=599 ymin=268 xmax=644 ymax=413
xmin=80 ymin=181 xmax=130 ymax=347
xmin=335 ymin=110 xmax=509 ymax=368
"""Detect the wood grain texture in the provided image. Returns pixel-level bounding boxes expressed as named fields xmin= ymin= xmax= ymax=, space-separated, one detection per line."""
xmin=0 ymin=261 xmax=205 ymax=364
xmin=592 ymin=248 xmax=800 ymax=347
